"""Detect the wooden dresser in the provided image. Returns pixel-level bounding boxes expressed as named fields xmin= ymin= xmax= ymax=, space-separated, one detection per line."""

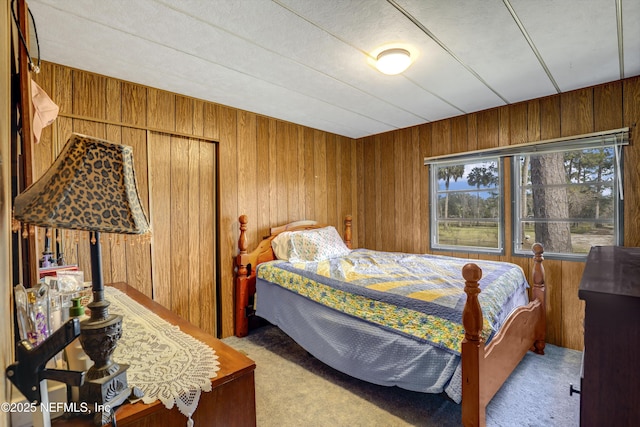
xmin=53 ymin=283 xmax=257 ymax=427
xmin=578 ymin=246 xmax=640 ymax=426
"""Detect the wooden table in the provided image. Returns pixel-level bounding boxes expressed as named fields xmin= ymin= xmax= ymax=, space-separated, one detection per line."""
xmin=53 ymin=282 xmax=256 ymax=426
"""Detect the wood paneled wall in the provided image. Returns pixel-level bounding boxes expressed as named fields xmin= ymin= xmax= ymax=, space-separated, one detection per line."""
xmin=356 ymin=77 xmax=640 ymax=350
xmin=28 ymin=61 xmax=640 ymax=346
xmin=30 ymin=62 xmax=358 ymax=338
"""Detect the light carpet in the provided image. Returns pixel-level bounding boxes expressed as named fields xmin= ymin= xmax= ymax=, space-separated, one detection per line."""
xmin=222 ymin=325 xmax=582 ymax=427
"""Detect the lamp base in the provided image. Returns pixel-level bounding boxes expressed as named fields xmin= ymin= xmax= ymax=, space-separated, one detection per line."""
xmin=79 ymin=311 xmax=135 ymax=425
xmin=79 ymin=364 xmax=130 ymax=425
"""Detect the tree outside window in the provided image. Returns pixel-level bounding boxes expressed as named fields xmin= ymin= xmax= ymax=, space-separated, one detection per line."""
xmin=514 ymin=146 xmax=620 ymax=258
xmin=431 ymin=158 xmax=503 ymax=253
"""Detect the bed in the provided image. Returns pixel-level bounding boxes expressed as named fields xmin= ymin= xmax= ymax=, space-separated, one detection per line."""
xmin=235 ymin=214 xmax=546 ymax=426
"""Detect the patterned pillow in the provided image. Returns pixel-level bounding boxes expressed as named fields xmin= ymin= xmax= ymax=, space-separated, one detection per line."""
xmin=288 ymin=226 xmax=351 ymax=262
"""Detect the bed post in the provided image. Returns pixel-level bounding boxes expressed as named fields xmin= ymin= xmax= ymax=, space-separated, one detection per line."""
xmin=531 ymin=243 xmax=546 ymax=355
xmin=461 ymin=263 xmax=485 ymax=427
xmin=235 ymin=215 xmax=250 ymax=337
xmin=344 ymin=215 xmax=352 ymax=249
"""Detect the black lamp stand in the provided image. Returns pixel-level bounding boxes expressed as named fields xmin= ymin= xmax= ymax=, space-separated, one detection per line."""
xmin=79 ymin=231 xmax=131 ymax=425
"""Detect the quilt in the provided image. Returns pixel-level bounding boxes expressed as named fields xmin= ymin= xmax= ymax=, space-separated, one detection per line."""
xmin=257 ymin=249 xmax=528 ymax=355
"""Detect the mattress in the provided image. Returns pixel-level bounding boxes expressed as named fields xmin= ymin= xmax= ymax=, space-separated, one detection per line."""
xmin=255 ymin=249 xmax=529 ymax=402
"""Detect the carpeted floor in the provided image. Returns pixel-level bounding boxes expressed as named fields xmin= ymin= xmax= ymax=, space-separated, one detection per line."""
xmin=222 ymin=325 xmax=582 ymax=427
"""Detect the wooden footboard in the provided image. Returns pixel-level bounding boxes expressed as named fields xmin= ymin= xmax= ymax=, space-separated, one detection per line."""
xmin=461 ymin=243 xmax=545 ymax=426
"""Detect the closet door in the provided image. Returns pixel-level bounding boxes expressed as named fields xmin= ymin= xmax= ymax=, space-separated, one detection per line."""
xmin=148 ymin=132 xmax=218 ymax=335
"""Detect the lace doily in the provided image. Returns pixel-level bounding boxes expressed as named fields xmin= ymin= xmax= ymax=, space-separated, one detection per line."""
xmin=105 ymin=287 xmax=220 ymax=427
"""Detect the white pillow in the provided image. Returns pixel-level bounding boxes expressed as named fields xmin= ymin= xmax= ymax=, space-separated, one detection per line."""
xmin=288 ymin=226 xmax=351 ymax=262
xmin=271 ymin=231 xmax=294 ymax=261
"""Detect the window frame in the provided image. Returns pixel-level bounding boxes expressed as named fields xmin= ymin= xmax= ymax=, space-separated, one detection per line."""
xmin=429 ymin=156 xmax=505 ymax=255
xmin=424 ymin=128 xmax=628 ymax=261
xmin=511 ymin=144 xmax=624 ymax=260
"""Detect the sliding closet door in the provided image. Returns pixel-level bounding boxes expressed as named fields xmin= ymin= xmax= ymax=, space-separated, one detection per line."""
xmin=148 ymin=132 xmax=218 ymax=335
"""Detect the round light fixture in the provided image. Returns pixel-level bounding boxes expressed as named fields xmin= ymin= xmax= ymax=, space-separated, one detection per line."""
xmin=375 ymin=48 xmax=411 ymax=75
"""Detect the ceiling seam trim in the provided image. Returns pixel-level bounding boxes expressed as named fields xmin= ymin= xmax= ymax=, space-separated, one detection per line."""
xmin=404 ymin=77 xmax=466 ymax=116
xmin=386 ymin=0 xmax=510 ymax=105
xmin=502 ymin=0 xmax=561 ymax=94
xmin=616 ymin=0 xmax=624 ymax=79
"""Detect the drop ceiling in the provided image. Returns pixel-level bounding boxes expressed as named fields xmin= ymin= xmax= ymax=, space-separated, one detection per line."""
xmin=25 ymin=0 xmax=640 ymax=139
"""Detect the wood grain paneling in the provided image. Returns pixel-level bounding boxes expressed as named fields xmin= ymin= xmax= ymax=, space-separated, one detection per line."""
xmin=477 ymin=108 xmax=499 ymax=150
xmin=175 ymin=96 xmax=193 ymax=135
xmin=122 ymin=128 xmax=151 ymax=296
xmin=498 ymin=106 xmax=510 ymax=147
xmin=170 ymin=135 xmax=189 ymax=319
xmin=509 ymin=103 xmax=528 ymax=145
xmin=355 ymin=138 xmax=365 ymax=246
xmin=393 ymin=131 xmax=406 ymax=251
xmin=288 ymin=124 xmax=300 ymax=221
xmin=451 ymin=116 xmax=467 ymax=154
xmin=148 ymin=132 xmax=172 ymax=309
xmin=623 ymin=78 xmax=640 ymax=246
xmin=303 ymin=128 xmax=316 ymax=223
xmin=237 ymin=111 xmax=258 ymax=252
xmin=198 ymin=140 xmax=217 ymax=333
xmin=31 ymin=61 xmax=640 ymax=346
xmin=560 ymin=88 xmax=594 ymax=136
xmin=256 ymin=116 xmax=274 ymax=238
xmin=298 ymin=128 xmax=308 ymax=220
xmin=218 ymin=106 xmax=238 ymax=337
xmin=30 ymin=65 xmax=222 ymax=337
xmin=380 ymin=132 xmax=395 ymax=250
xmin=560 ymin=260 xmax=585 ymax=349
xmin=410 ymin=127 xmax=421 ymax=253
xmin=338 ymin=135 xmax=353 ymax=236
xmin=147 ymin=88 xmax=175 ymax=131
xmin=431 ymin=120 xmax=451 ymax=157
xmin=362 ymin=135 xmax=376 ymax=250
xmin=122 ymin=82 xmax=146 ymax=128
xmin=526 ymin=99 xmax=541 ymax=142
xmin=313 ymin=130 xmax=328 ymax=225
xmin=374 ymin=135 xmax=383 ymax=250
xmin=358 ymin=78 xmax=640 ymax=350
xmin=326 ymin=134 xmax=338 ymax=228
xmin=419 ymin=124 xmax=431 ymax=253
xmin=594 ymin=81 xmax=623 ymax=131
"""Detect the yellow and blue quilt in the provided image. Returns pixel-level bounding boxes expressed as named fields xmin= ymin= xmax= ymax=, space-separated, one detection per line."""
xmin=257 ymin=249 xmax=528 ymax=355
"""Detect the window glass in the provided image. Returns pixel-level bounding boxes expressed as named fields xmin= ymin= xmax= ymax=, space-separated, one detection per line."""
xmin=513 ymin=147 xmax=621 ymax=258
xmin=431 ymin=159 xmax=503 ymax=253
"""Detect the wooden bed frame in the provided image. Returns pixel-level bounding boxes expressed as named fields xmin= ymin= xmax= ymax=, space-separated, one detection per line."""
xmin=235 ymin=214 xmax=545 ymax=427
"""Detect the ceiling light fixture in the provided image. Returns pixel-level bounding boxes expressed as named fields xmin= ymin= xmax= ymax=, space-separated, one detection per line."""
xmin=375 ymin=48 xmax=411 ymax=75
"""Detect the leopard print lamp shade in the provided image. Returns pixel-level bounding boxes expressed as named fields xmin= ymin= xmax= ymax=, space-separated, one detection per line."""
xmin=14 ymin=133 xmax=151 ymax=235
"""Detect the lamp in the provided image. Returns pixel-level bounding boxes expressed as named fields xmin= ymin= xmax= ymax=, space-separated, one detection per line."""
xmin=13 ymin=132 xmax=151 ymax=424
xmin=375 ymin=48 xmax=412 ymax=75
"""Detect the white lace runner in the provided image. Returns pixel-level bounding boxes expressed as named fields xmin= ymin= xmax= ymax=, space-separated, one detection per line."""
xmin=105 ymin=287 xmax=220 ymax=427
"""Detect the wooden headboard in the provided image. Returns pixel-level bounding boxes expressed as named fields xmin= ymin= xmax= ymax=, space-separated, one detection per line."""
xmin=235 ymin=214 xmax=352 ymax=337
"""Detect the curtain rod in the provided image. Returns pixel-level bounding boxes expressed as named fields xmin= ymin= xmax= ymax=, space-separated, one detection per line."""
xmin=424 ymin=127 xmax=630 ymax=165
xmin=57 ymin=112 xmax=219 ymax=143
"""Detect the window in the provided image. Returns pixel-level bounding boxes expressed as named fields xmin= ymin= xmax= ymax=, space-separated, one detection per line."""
xmin=430 ymin=158 xmax=503 ymax=253
xmin=513 ymin=144 xmax=622 ymax=259
xmin=426 ymin=128 xmax=627 ymax=259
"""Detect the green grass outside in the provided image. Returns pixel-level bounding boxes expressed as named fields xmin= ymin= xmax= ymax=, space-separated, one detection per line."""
xmin=438 ymin=224 xmax=614 ymax=253
xmin=438 ymin=224 xmax=498 ymax=248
